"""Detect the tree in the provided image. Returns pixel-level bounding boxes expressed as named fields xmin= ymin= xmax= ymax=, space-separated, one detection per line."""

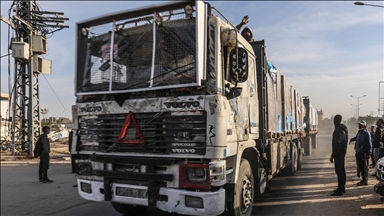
xmin=40 ymin=108 xmax=48 ymax=122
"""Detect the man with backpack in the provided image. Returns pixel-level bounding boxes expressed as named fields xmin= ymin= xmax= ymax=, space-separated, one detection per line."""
xmin=36 ymin=126 xmax=53 ymax=183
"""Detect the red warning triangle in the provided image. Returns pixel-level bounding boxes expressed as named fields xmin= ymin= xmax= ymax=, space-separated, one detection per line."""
xmin=117 ymin=111 xmax=145 ymax=144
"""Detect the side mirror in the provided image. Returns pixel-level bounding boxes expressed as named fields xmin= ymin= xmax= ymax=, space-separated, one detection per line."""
xmin=227 ymin=87 xmax=242 ymax=100
xmin=229 ymin=48 xmax=248 ymax=83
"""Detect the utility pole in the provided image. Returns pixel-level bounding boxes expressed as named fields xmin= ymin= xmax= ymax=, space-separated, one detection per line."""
xmin=351 ymin=95 xmax=366 ymax=119
xmin=1 ymin=0 xmax=68 ymax=155
xmin=354 ymin=2 xmax=384 ymax=117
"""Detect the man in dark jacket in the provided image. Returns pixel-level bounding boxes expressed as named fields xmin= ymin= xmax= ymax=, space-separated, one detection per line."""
xmin=353 ymin=120 xmax=372 ymax=186
xmin=330 ymin=114 xmax=348 ymax=196
xmin=38 ymin=126 xmax=53 ymax=183
xmin=372 ymin=119 xmax=383 ymax=165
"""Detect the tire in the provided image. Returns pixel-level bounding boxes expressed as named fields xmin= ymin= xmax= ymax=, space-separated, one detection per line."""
xmin=227 ymin=159 xmax=254 ymax=216
xmin=297 ymin=141 xmax=302 ymax=170
xmin=287 ymin=143 xmax=297 ymax=176
xmin=111 ymin=202 xmax=148 ymax=216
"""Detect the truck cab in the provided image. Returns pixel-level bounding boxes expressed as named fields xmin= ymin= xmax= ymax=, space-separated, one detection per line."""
xmin=71 ymin=1 xmax=317 ymax=215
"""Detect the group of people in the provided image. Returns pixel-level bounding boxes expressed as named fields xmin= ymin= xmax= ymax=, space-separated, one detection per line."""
xmin=330 ymin=115 xmax=384 ymax=196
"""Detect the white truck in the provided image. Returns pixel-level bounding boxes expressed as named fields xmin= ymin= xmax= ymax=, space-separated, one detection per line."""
xmin=303 ymin=96 xmax=319 ymax=156
xmin=71 ymin=1 xmax=318 ymax=215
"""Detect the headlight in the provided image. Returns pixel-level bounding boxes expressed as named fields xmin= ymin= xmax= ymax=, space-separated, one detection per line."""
xmin=80 ymin=182 xmax=92 ymax=193
xmin=179 ymin=163 xmax=210 ymax=189
xmin=92 ymin=161 xmax=103 ymax=170
xmin=78 ymin=162 xmax=92 ymax=175
xmin=187 ymin=167 xmax=208 ymax=182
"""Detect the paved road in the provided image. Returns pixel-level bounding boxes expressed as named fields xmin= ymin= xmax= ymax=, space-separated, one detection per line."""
xmin=1 ymin=133 xmax=383 ymax=216
xmin=253 ymin=133 xmax=383 ymax=215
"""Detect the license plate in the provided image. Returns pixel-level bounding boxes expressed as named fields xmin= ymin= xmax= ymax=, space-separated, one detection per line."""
xmin=116 ymin=187 xmax=147 ymax=198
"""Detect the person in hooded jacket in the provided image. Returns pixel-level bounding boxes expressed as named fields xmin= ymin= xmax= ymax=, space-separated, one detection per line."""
xmin=351 ymin=120 xmax=372 ymax=186
xmin=236 ymin=15 xmax=256 ymax=42
xmin=329 ymin=114 xmax=348 ymax=196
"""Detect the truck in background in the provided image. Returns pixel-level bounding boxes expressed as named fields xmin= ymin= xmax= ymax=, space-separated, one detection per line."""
xmin=70 ymin=1 xmax=318 ymax=215
xmin=303 ymin=96 xmax=319 ymax=156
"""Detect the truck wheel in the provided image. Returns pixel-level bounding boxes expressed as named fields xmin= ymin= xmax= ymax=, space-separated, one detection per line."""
xmin=297 ymin=141 xmax=302 ymax=170
xmin=287 ymin=143 xmax=297 ymax=175
xmin=227 ymin=159 xmax=254 ymax=216
xmin=111 ymin=202 xmax=147 ymax=216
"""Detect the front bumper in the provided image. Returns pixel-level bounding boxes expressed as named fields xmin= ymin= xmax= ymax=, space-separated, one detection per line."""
xmin=77 ymin=179 xmax=225 ymax=216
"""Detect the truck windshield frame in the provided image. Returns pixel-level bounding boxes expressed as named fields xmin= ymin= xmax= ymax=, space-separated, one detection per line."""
xmin=75 ymin=1 xmax=206 ymax=96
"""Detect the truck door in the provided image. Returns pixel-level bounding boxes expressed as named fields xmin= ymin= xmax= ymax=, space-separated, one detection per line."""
xmin=225 ymin=47 xmax=258 ymax=141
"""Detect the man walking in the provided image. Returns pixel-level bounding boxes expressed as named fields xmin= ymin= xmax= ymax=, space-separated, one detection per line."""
xmin=330 ymin=114 xmax=348 ymax=196
xmin=354 ymin=120 xmax=372 ymax=186
xmin=38 ymin=126 xmax=53 ymax=183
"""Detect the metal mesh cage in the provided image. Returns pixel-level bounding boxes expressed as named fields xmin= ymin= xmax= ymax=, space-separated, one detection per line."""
xmin=77 ymin=6 xmax=198 ymax=94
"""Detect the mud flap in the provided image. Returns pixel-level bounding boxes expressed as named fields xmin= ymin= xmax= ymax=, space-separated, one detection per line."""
xmin=220 ymin=183 xmax=235 ymax=216
xmin=104 ymin=177 xmax=112 ymax=201
xmin=148 ymin=181 xmax=157 ymax=207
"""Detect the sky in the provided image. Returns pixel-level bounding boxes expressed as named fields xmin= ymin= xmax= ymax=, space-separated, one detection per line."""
xmin=1 ymin=1 xmax=383 ymax=121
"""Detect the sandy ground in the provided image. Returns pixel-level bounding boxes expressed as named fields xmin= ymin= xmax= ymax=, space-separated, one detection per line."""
xmin=1 ymin=138 xmax=71 ymax=160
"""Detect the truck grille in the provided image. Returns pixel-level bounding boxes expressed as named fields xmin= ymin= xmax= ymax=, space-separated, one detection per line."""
xmin=79 ymin=111 xmax=207 ymax=155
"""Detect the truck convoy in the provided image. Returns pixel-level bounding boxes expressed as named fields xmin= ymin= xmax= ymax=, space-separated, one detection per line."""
xmin=71 ymin=1 xmax=318 ymax=215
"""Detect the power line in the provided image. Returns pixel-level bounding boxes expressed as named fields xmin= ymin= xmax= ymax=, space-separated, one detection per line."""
xmin=0 ymin=53 xmax=11 ymax=58
xmin=2 ymin=0 xmax=69 ymax=156
xmin=41 ymin=73 xmax=71 ymax=112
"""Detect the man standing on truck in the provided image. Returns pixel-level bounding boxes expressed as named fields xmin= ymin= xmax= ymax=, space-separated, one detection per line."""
xmin=330 ymin=114 xmax=348 ymax=196
xmin=236 ymin=15 xmax=256 ymax=42
xmin=352 ymin=120 xmax=372 ymax=186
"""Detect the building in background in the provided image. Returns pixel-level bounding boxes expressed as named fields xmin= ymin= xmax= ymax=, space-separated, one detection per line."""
xmin=1 ymin=93 xmax=11 ymax=148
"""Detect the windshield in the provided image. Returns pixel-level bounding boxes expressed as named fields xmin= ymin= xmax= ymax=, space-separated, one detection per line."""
xmin=77 ymin=8 xmax=198 ymax=94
